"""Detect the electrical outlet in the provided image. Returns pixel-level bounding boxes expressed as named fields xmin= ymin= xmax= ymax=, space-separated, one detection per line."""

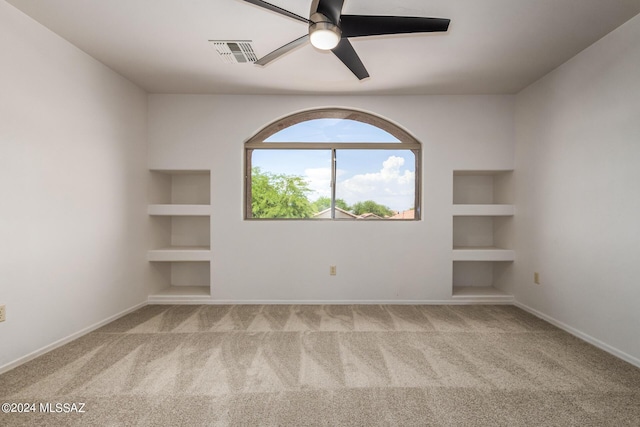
xmin=534 ymin=272 xmax=540 ymax=285
xmin=0 ymin=305 xmax=5 ymax=322
xmin=330 ymin=265 xmax=337 ymax=276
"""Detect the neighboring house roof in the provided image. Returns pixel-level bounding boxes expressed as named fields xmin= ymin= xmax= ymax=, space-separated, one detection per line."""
xmin=314 ymin=208 xmax=412 ymax=220
xmin=357 ymin=213 xmax=383 ymax=219
xmin=390 ymin=209 xmax=415 ymax=219
xmin=313 ymin=207 xmax=358 ymax=219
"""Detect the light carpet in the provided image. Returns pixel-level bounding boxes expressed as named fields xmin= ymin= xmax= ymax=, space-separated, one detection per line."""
xmin=1 ymin=305 xmax=639 ymax=426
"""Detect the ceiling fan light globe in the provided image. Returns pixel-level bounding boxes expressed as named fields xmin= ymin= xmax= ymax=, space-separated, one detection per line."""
xmin=309 ymin=24 xmax=341 ymax=50
xmin=310 ymin=29 xmax=340 ymax=50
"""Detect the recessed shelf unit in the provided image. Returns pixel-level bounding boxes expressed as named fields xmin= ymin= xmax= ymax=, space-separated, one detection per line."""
xmin=148 ymin=170 xmax=212 ymax=302
xmin=452 ymin=261 xmax=514 ymax=302
xmin=149 ymin=169 xmax=210 ymax=205
xmin=148 ymin=262 xmax=211 ymax=303
xmin=452 ymin=170 xmax=514 ymax=301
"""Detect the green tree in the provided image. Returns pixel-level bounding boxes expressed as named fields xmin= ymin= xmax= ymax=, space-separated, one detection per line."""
xmin=312 ymin=196 xmax=351 ymax=213
xmin=352 ymin=200 xmax=395 ymax=218
xmin=251 ymin=167 xmax=315 ymax=218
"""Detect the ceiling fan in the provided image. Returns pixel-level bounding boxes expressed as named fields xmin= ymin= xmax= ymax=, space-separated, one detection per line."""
xmin=241 ymin=0 xmax=450 ymax=80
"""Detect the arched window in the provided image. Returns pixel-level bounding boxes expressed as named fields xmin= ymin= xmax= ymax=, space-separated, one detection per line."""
xmin=245 ymin=108 xmax=421 ymax=220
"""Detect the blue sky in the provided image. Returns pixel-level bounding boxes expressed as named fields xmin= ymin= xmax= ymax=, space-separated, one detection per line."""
xmin=254 ymin=119 xmax=415 ymax=212
xmin=265 ymin=118 xmax=400 ymax=143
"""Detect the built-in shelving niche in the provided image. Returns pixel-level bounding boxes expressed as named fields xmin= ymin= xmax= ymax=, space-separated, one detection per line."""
xmin=149 ymin=262 xmax=211 ymax=302
xmin=452 ymin=261 xmax=513 ymax=301
xmin=452 ymin=170 xmax=514 ymax=301
xmin=148 ymin=170 xmax=211 ymax=301
xmin=149 ymin=169 xmax=211 ymax=206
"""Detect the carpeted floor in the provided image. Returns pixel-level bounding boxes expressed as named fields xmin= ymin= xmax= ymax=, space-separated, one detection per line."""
xmin=1 ymin=304 xmax=639 ymax=426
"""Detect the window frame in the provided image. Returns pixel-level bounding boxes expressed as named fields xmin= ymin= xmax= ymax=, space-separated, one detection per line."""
xmin=245 ymin=108 xmax=421 ymax=220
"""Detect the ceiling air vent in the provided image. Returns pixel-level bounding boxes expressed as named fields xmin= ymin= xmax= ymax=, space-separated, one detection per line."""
xmin=210 ymin=40 xmax=257 ymax=64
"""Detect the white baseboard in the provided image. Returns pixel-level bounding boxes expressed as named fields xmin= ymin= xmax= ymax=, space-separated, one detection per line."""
xmin=0 ymin=301 xmax=148 ymax=375
xmin=515 ymin=301 xmax=640 ymax=369
xmin=148 ymin=298 xmax=514 ymax=305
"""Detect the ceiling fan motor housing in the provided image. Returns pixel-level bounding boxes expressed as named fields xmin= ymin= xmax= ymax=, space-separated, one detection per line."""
xmin=309 ymin=12 xmax=341 ymax=50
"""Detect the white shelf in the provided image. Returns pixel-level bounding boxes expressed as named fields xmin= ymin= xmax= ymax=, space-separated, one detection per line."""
xmin=148 ymin=247 xmax=211 ymax=262
xmin=452 ymin=286 xmax=514 ymax=302
xmin=452 ymin=247 xmax=515 ymax=261
xmin=148 ymin=286 xmax=211 ymax=304
xmin=148 ymin=204 xmax=211 ymax=216
xmin=452 ymin=204 xmax=514 ymax=216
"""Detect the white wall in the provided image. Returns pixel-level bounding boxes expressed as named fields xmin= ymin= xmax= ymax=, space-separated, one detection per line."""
xmin=148 ymin=95 xmax=514 ymax=302
xmin=513 ymin=14 xmax=640 ymax=363
xmin=1 ymin=0 xmax=636 ymax=374
xmin=0 ymin=2 xmax=149 ymax=369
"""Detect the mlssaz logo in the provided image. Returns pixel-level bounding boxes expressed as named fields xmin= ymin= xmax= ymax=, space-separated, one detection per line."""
xmin=40 ymin=402 xmax=86 ymax=413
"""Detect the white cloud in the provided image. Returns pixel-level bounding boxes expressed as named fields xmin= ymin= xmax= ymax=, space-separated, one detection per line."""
xmin=304 ymin=167 xmax=331 ymax=199
xmin=304 ymin=168 xmax=346 ymax=200
xmin=338 ymin=156 xmax=415 ymax=211
xmin=303 ymin=156 xmax=415 ymax=211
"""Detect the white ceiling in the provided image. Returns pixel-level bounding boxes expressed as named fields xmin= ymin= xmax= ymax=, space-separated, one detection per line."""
xmin=6 ymin=0 xmax=640 ymax=95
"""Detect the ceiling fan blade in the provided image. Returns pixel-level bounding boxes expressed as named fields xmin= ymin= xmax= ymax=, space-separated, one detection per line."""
xmin=255 ymin=34 xmax=309 ymax=66
xmin=313 ymin=0 xmax=344 ymax=24
xmin=331 ymin=38 xmax=369 ymax=80
xmin=242 ymin=0 xmax=310 ymax=24
xmin=341 ymin=15 xmax=450 ymax=38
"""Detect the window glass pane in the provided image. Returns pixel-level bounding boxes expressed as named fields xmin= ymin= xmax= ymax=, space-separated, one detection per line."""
xmin=334 ymin=150 xmax=416 ymax=220
xmin=250 ymin=149 xmax=331 ymax=218
xmin=265 ymin=119 xmax=400 ymax=143
xmin=246 ymin=110 xmax=420 ymax=220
